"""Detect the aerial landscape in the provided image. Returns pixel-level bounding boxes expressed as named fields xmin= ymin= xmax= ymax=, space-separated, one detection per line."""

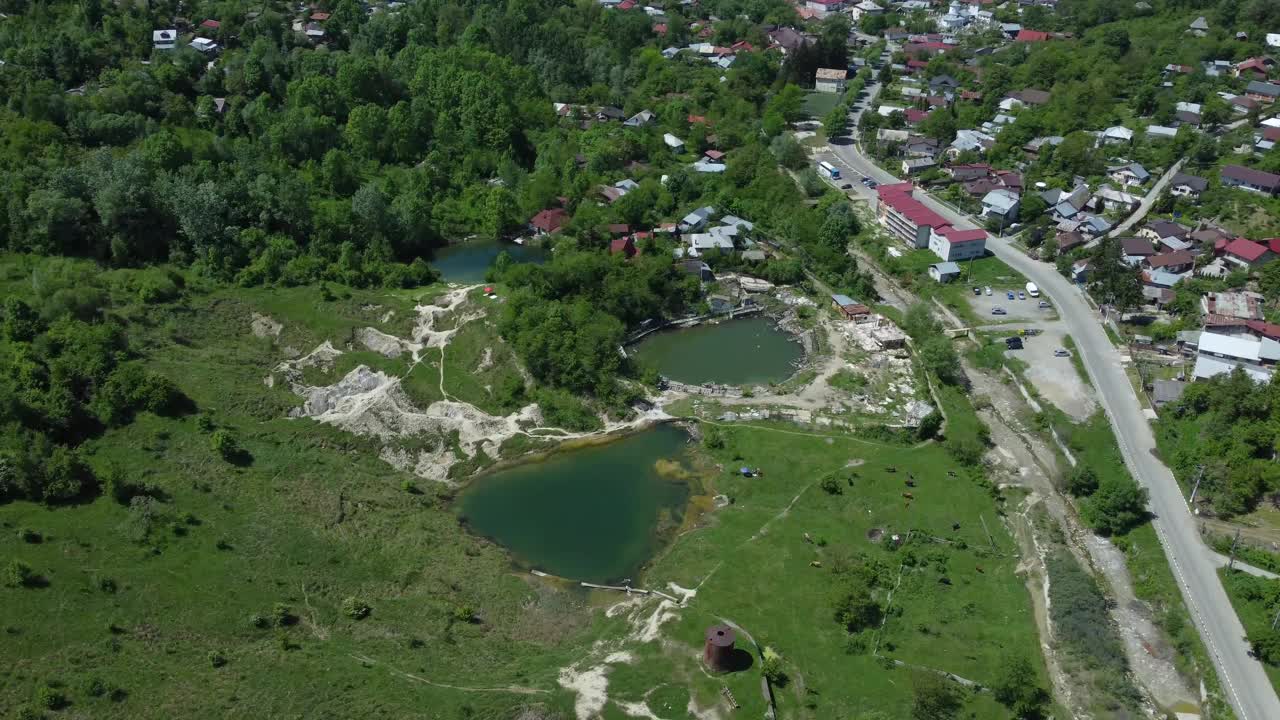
xmin=7 ymin=0 xmax=1280 ymax=718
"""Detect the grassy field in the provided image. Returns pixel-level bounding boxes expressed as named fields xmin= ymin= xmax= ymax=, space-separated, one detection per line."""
xmin=801 ymin=91 xmax=842 ymax=119
xmin=602 ymin=416 xmax=1053 ymax=720
xmin=2 ymin=256 xmax=1048 ymax=719
xmin=871 ymin=245 xmax=1026 ymax=327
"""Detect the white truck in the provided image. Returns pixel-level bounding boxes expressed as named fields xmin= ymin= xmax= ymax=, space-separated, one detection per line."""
xmin=1025 ymin=282 xmax=1040 ymax=298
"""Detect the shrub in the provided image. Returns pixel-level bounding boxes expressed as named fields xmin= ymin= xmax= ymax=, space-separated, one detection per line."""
xmin=17 ymin=527 xmax=41 ymax=543
xmin=1081 ymin=476 xmax=1148 ymax=536
xmin=452 ymin=604 xmax=476 ymax=623
xmin=991 ymin=656 xmax=1049 ymax=717
xmin=1249 ymin=628 xmax=1280 ymax=666
xmin=4 ymin=559 xmax=36 ymax=588
xmin=343 ymin=596 xmax=372 ymax=620
xmin=271 ymin=603 xmax=295 ymax=627
xmin=1066 ymin=465 xmax=1098 ymax=497
xmin=209 ymin=650 xmax=227 ymax=668
xmin=34 ymin=685 xmax=66 ymax=711
xmin=820 ymin=477 xmax=842 ymax=495
xmin=830 ymin=583 xmax=881 ymax=632
xmin=761 ymin=647 xmax=787 ymax=685
xmin=210 ymin=430 xmax=241 ymax=461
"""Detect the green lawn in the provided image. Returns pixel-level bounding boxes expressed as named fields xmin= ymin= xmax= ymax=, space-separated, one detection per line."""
xmin=802 ymin=90 xmax=842 ymax=119
xmin=878 ymin=248 xmax=1026 ymax=326
xmin=618 ymin=420 xmax=1048 ymax=719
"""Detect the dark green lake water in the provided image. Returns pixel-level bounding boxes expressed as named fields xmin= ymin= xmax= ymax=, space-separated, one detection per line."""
xmin=458 ymin=425 xmax=692 ymax=583
xmin=431 ymin=240 xmax=548 ymax=283
xmin=632 ymin=316 xmax=804 ymax=385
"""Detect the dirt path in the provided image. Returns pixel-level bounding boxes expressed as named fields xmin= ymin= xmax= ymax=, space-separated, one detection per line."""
xmin=350 ymin=653 xmax=550 ymax=695
xmin=969 ymin=360 xmax=1197 ymax=714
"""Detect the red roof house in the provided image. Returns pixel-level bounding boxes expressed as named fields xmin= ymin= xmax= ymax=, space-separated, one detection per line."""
xmin=904 ymin=108 xmax=930 ymax=124
xmin=310 ymin=12 xmax=330 ymax=21
xmin=610 ymin=237 xmax=638 ymax=258
xmin=200 ymin=19 xmax=221 ymax=29
xmin=607 ymin=224 xmax=631 ymax=236
xmin=1015 ymin=30 xmax=1050 ymax=42
xmin=530 ymin=208 xmax=569 ymax=234
xmin=703 ymin=149 xmax=725 ymax=161
xmin=1223 ymin=238 xmax=1274 ymax=267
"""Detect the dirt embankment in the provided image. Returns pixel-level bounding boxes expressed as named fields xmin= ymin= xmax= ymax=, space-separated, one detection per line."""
xmin=970 ymin=360 xmax=1197 ymax=716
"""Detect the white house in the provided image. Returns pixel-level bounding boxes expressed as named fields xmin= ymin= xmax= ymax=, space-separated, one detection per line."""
xmin=191 ymin=37 xmax=219 ymax=53
xmin=815 ymin=68 xmax=848 ymax=94
xmin=153 ymin=29 xmax=178 ymax=50
xmin=850 ymin=0 xmax=883 ymax=21
xmin=663 ymin=133 xmax=685 ymax=152
xmin=929 ymin=227 xmax=987 ymax=262
xmin=623 ymin=110 xmax=655 ymax=127
xmin=1107 ymin=162 xmax=1150 ymax=187
xmin=981 ymin=189 xmax=1020 ymax=221
xmin=679 ymin=206 xmax=716 ymax=231
xmin=1099 ymin=126 xmax=1134 ymax=145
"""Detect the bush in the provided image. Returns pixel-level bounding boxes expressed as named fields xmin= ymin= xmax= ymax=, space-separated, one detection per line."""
xmin=991 ymin=656 xmax=1048 ymax=717
xmin=208 ymin=650 xmax=227 ymax=668
xmin=17 ymin=527 xmax=41 ymax=543
xmin=820 ymin=476 xmax=843 ymax=495
xmin=761 ymin=647 xmax=787 ymax=685
xmin=830 ymin=583 xmax=881 ymax=632
xmin=343 ymin=596 xmax=372 ymax=620
xmin=1066 ymin=464 xmax=1098 ymax=496
xmin=271 ymin=603 xmax=295 ymax=627
xmin=1081 ymin=476 xmax=1148 ymax=536
xmin=4 ymin=559 xmax=37 ymax=588
xmin=210 ymin=430 xmax=242 ymax=461
xmin=34 ymin=685 xmax=66 ymax=711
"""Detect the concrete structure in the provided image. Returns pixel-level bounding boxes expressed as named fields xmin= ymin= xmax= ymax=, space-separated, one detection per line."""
xmin=704 ymin=624 xmax=737 ymax=671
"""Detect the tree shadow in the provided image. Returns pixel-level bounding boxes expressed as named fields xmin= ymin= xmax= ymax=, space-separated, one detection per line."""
xmin=830 ymin=136 xmax=855 ymax=146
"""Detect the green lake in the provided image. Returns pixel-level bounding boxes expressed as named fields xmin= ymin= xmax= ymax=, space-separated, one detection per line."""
xmin=431 ymin=239 xmax=548 ymax=283
xmin=632 ymin=315 xmax=804 ymax=386
xmin=458 ymin=425 xmax=693 ymax=583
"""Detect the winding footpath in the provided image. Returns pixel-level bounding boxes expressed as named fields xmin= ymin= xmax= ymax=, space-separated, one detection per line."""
xmin=826 ymin=114 xmax=1280 ymax=719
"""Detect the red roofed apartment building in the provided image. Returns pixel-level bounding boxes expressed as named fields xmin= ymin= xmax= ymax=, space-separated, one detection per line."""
xmin=877 ymin=183 xmax=987 ymax=261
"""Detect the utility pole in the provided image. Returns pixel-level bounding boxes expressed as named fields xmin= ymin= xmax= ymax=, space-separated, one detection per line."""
xmin=1271 ymin=608 xmax=1280 ymax=631
xmin=1228 ymin=528 xmax=1241 ymax=571
xmin=1188 ymin=465 xmax=1205 ymax=507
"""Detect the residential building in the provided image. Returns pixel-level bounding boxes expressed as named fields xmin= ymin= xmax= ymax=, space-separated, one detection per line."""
xmin=1221 ymin=164 xmax=1280 ymax=194
xmin=1201 ymin=291 xmax=1264 ymax=321
xmin=1056 ymin=231 xmax=1085 ymax=253
xmin=1146 ymin=250 xmax=1194 ymax=274
xmin=1138 ymin=220 xmax=1190 ymax=249
xmin=850 ymin=0 xmax=884 ymax=21
xmin=1246 ymin=80 xmax=1280 ymax=103
xmin=663 ymin=133 xmax=685 ymax=151
xmin=153 ymin=29 xmax=178 ymax=50
xmin=1107 ymin=162 xmax=1150 ymax=187
xmin=1120 ymin=237 xmax=1156 ymax=265
xmin=805 ymin=0 xmax=845 ymax=14
xmin=679 ymin=206 xmax=715 ymax=231
xmin=1193 ymin=331 xmax=1279 ymax=383
xmin=623 ymin=110 xmax=655 ymax=127
xmin=530 ymin=208 xmax=569 ymax=235
xmin=1098 ymin=126 xmax=1134 ymax=145
xmin=1151 ymin=380 xmax=1187 ymax=409
xmin=929 ymin=262 xmax=962 ymax=283
xmin=609 ymin=237 xmax=638 ymax=258
xmin=981 ymin=189 xmax=1019 ymax=222
xmin=928 ymin=227 xmax=987 ymax=262
xmin=815 ymin=68 xmax=847 ymax=93
xmin=875 ymin=183 xmax=951 ymax=248
xmin=1169 ymin=172 xmax=1208 ymax=199
xmin=902 ymin=158 xmax=937 ymax=175
xmin=1222 ymin=238 xmax=1275 ymax=269
xmin=191 ymin=37 xmax=219 ymax=53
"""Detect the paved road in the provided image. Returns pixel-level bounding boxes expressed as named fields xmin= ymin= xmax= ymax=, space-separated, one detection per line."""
xmin=1101 ymin=157 xmax=1188 ymax=242
xmin=826 ymin=138 xmax=1280 ymax=720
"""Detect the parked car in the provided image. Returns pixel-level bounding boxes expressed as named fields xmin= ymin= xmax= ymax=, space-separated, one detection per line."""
xmin=839 ymin=182 xmax=853 ymax=190
xmin=1038 ymin=300 xmax=1051 ymax=308
xmin=984 ymin=286 xmax=992 ymax=296
xmin=1005 ymin=337 xmax=1023 ymax=349
xmin=866 ymin=180 xmax=878 ymax=188
xmin=1006 ymin=291 xmax=1015 ymax=300
xmin=1017 ymin=291 xmax=1026 ymax=300
xmin=972 ymin=287 xmax=981 ymax=295
xmin=991 ymin=307 xmax=1007 ymax=315
xmin=1054 ymin=348 xmax=1070 ymax=357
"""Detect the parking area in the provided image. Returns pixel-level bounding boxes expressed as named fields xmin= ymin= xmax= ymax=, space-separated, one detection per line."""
xmin=967 ymin=289 xmax=1055 ymax=322
xmin=999 ymin=322 xmax=1097 ymax=422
